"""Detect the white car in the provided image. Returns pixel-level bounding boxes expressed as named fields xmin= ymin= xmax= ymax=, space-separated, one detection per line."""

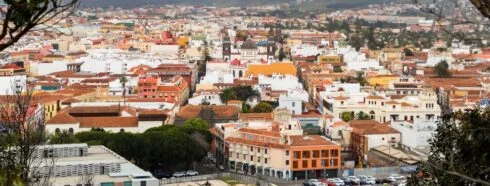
xmin=186 ymin=170 xmax=199 ymax=176
xmin=327 ymin=178 xmax=345 ymax=186
xmin=387 ymin=176 xmax=397 ymax=182
xmin=365 ymin=178 xmax=376 ymax=184
xmin=348 ymin=176 xmax=360 ymax=183
xmin=390 ymin=174 xmax=405 ymax=180
xmin=173 ymin=171 xmax=186 ymax=178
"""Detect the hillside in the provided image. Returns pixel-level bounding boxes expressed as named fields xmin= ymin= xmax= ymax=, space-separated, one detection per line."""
xmin=80 ymin=0 xmax=397 ymax=9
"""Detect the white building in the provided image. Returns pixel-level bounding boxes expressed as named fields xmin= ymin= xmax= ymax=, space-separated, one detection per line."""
xmin=32 ymin=143 xmax=158 ymax=186
xmin=391 ymin=119 xmax=437 ymax=150
xmin=323 ymin=87 xmax=441 ymax=123
xmin=45 ymin=105 xmax=168 ymax=133
xmin=188 ymin=89 xmax=223 ymax=105
xmin=278 ymin=94 xmax=303 ymax=115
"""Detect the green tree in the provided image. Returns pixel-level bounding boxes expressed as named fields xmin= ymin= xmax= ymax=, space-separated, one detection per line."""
xmin=333 ymin=66 xmax=343 ymax=73
xmin=355 ymin=71 xmax=367 ymax=86
xmin=250 ymin=102 xmax=274 ymax=113
xmin=409 ymin=109 xmax=490 ymax=185
xmin=219 ymin=88 xmax=237 ymax=104
xmin=434 ymin=60 xmax=452 ymax=78
xmin=355 ymin=111 xmax=371 ymax=120
xmin=184 ymin=118 xmax=210 ymax=131
xmin=341 ymin=111 xmax=354 ymax=122
xmin=50 ymin=129 xmax=78 ymax=144
xmin=242 ymin=102 xmax=250 ymax=113
xmin=278 ymin=47 xmax=286 ymax=62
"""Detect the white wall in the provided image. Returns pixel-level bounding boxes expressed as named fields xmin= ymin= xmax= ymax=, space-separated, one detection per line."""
xmin=366 ymin=133 xmax=401 ymax=150
xmin=0 ymin=75 xmax=27 ymax=95
xmin=188 ymin=94 xmax=223 ymax=105
xmin=278 ymin=95 xmax=302 ymax=115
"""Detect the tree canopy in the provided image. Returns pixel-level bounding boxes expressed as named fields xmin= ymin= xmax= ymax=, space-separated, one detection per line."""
xmin=73 ymin=123 xmax=211 ymax=173
xmin=220 ymin=86 xmax=259 ymax=104
xmin=434 ymin=60 xmax=452 ymax=78
xmin=250 ymin=102 xmax=274 ymax=113
xmin=410 ymin=109 xmax=490 ymax=185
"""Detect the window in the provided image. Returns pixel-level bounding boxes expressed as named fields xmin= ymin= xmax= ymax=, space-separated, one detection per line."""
xmin=382 ymin=137 xmax=385 ymax=140
xmin=292 ymin=102 xmax=295 ymax=107
xmin=285 ymin=150 xmax=289 ymax=156
xmin=302 ymin=160 xmax=308 ymax=168
xmin=286 ymin=160 xmax=290 ymax=165
xmin=392 ymin=105 xmax=396 ymax=109
xmin=258 ymin=148 xmax=261 ymax=153
xmin=265 ymin=158 xmax=268 ymax=164
xmin=258 ymin=157 xmax=261 ymax=162
xmin=330 ymin=149 xmax=339 ymax=157
xmin=230 ymin=152 xmax=233 ymax=158
xmin=302 ymin=151 xmax=311 ymax=158
xmin=293 ymin=151 xmax=301 ymax=159
xmin=251 ymin=156 xmax=254 ymax=161
xmin=321 ymin=150 xmax=329 ymax=157
xmin=265 ymin=148 xmax=268 ymax=154
xmin=250 ymin=146 xmax=253 ymax=152
xmin=293 ymin=161 xmax=298 ymax=168
xmin=321 ymin=159 xmax=328 ymax=167
xmin=312 ymin=150 xmax=319 ymax=158
xmin=312 ymin=160 xmax=317 ymax=168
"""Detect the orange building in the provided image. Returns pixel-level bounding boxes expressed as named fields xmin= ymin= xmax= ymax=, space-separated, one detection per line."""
xmin=218 ymin=125 xmax=341 ymax=180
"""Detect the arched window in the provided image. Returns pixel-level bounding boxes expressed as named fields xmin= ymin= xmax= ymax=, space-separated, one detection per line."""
xmin=239 ymin=70 xmax=243 ymax=77
xmin=55 ymin=128 xmax=60 ymax=134
xmin=68 ymin=128 xmax=74 ymax=134
xmin=120 ymin=128 xmax=125 ymax=132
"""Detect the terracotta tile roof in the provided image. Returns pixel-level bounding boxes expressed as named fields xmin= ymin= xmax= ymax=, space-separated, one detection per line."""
xmin=61 ymin=97 xmax=80 ymax=104
xmin=385 ymin=100 xmax=399 ymax=104
xmin=77 ymin=117 xmax=138 ymax=128
xmin=334 ymin=96 xmax=349 ymax=100
xmin=366 ymin=95 xmax=385 ymax=100
xmin=239 ymin=112 xmax=273 ymax=122
xmin=239 ymin=128 xmax=281 ymax=137
xmin=176 ymin=105 xmax=240 ymax=119
xmin=350 ymin=120 xmax=400 ymax=135
xmin=292 ymin=110 xmax=322 ymax=118
xmin=227 ymin=100 xmax=242 ymax=104
xmin=68 ymin=106 xmax=122 ymax=115
xmin=46 ymin=111 xmax=78 ymax=124
xmin=289 ymin=135 xmax=337 ymax=146
xmin=226 ymin=137 xmax=287 ymax=149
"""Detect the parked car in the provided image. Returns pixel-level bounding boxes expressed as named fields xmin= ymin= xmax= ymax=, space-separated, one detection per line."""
xmin=339 ymin=177 xmax=352 ymax=185
xmin=173 ymin=171 xmax=186 ymax=178
xmin=390 ymin=174 xmax=405 ymax=180
xmin=186 ymin=170 xmax=199 ymax=176
xmin=155 ymin=172 xmax=172 ymax=179
xmin=383 ymin=176 xmax=397 ymax=183
xmin=327 ymin=178 xmax=345 ymax=186
xmin=347 ymin=176 xmax=360 ymax=184
xmin=360 ymin=177 xmax=376 ymax=185
xmin=302 ymin=179 xmax=324 ymax=186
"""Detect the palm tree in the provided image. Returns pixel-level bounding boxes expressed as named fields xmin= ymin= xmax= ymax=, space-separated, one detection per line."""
xmin=219 ymin=88 xmax=237 ymax=104
xmin=50 ymin=129 xmax=77 ymax=144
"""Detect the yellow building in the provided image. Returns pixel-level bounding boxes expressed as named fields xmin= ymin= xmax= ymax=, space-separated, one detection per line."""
xmin=367 ymin=75 xmax=400 ymax=87
xmin=382 ymin=48 xmax=404 ymax=61
xmin=34 ymin=94 xmax=67 ymax=121
xmin=318 ymin=55 xmax=342 ymax=64
xmin=245 ymin=62 xmax=297 ymax=77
